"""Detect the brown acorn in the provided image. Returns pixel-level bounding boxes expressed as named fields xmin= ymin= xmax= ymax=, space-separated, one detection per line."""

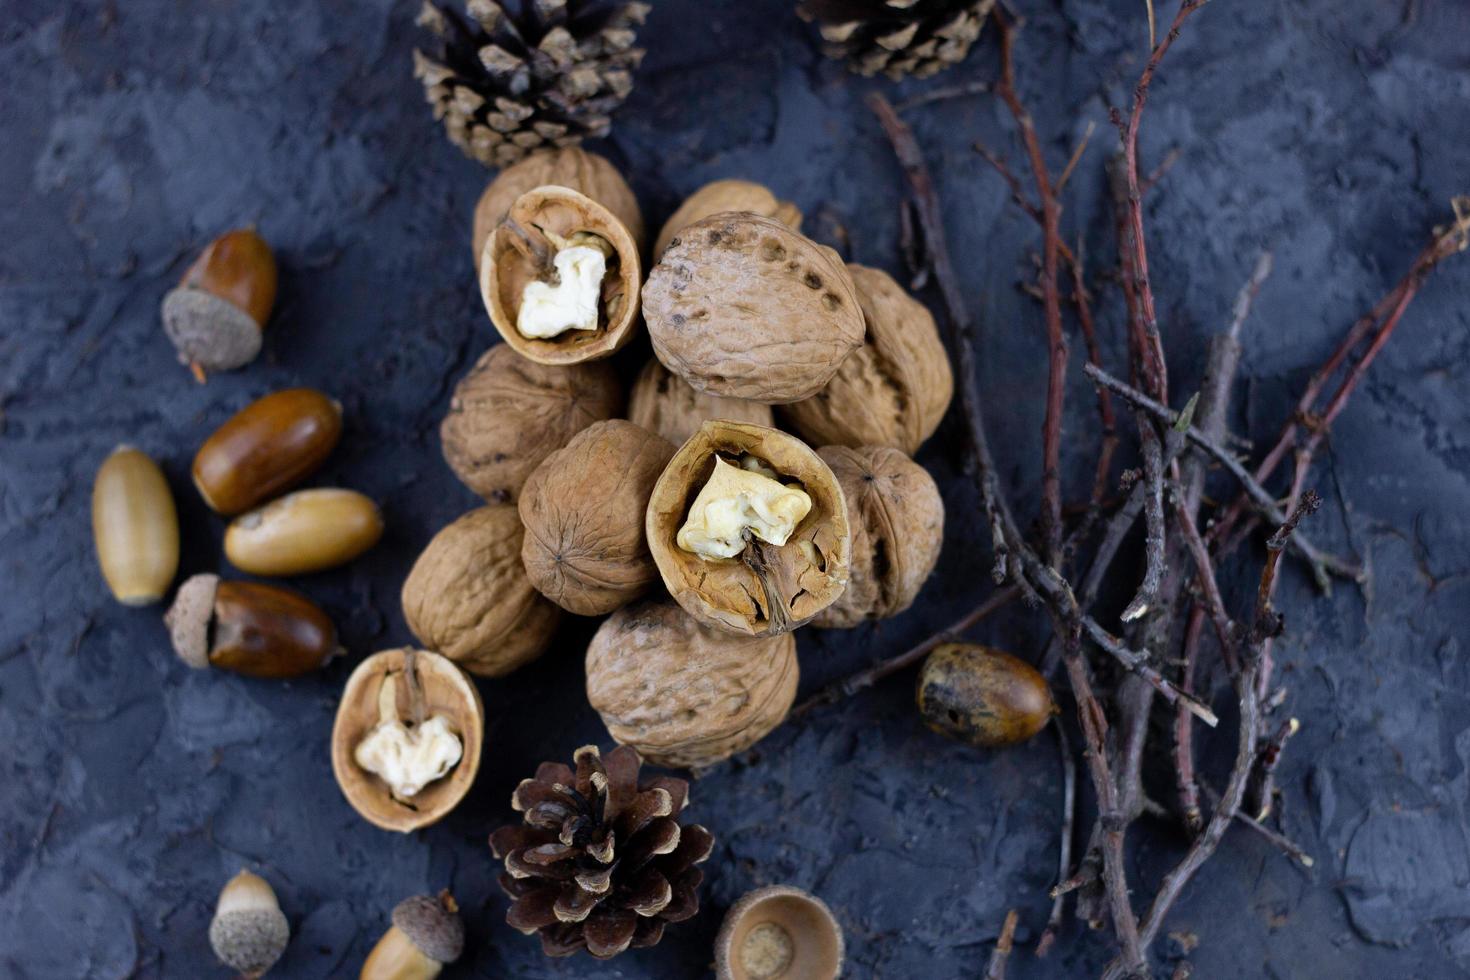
xmin=915 ymin=644 xmax=1056 ymax=747
xmin=165 ymin=573 xmax=339 ymax=679
xmin=192 ymin=388 xmax=342 ymax=515
xmin=361 ymin=891 xmax=465 ymax=979
xmin=161 ymin=228 xmax=277 ymax=381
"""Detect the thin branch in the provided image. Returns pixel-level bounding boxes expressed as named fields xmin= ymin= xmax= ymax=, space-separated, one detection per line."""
xmin=1121 ymin=411 xmax=1168 ymax=621
xmin=1037 ymin=716 xmax=1078 ymax=957
xmin=1174 ymin=605 xmax=1206 ymax=835
xmin=1081 ymin=617 xmax=1218 ymax=726
xmin=985 ymin=909 xmax=1021 ymax=980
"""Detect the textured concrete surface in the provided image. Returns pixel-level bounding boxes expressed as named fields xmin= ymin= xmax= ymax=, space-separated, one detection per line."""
xmin=2 ymin=1 xmax=1469 ymax=977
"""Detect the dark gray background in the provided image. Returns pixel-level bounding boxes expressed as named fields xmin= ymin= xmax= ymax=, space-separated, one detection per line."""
xmin=3 ymin=0 xmax=1468 ymax=977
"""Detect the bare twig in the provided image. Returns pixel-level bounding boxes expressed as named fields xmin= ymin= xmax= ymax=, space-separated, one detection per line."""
xmin=986 ymin=909 xmax=1021 ymax=980
xmin=1081 ymin=617 xmax=1218 ymax=726
xmin=1121 ymin=411 xmax=1168 ymax=621
xmin=1037 ymin=716 xmax=1078 ymax=957
xmin=1173 ymin=605 xmax=1206 ymax=835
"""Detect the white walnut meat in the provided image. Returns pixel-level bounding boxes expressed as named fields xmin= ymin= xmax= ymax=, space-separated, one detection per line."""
xmin=627 ymin=357 xmax=774 ymax=447
xmin=440 ymin=344 xmax=623 ymax=503
xmin=642 ymin=213 xmax=864 ymax=404
xmin=518 ymin=419 xmax=676 ymax=616
xmin=481 ymin=185 xmax=641 ymax=364
xmin=401 ymin=505 xmax=561 ymax=677
xmin=781 ymin=264 xmax=955 ymax=455
xmin=814 ymin=445 xmax=944 ymax=629
xmin=652 ymin=178 xmax=802 ymax=259
xmin=586 ymin=601 xmax=799 ymax=769
xmin=646 ymin=420 xmax=850 ymax=636
xmin=472 ymin=147 xmax=645 ymax=274
xmin=331 ymin=648 xmax=484 ymax=833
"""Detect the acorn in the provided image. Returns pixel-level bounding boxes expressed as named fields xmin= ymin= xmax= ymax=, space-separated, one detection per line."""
xmin=209 ymin=868 xmax=289 ymax=978
xmin=165 ymin=573 xmax=338 ymax=678
xmin=161 ymin=228 xmax=277 ymax=381
xmin=916 ymin=644 xmax=1057 ymax=747
xmin=224 ymin=488 xmax=383 ymax=576
xmin=360 ymin=891 xmax=464 ymax=980
xmin=192 ymin=388 xmax=342 ymax=515
xmin=715 ymin=884 xmax=844 ymax=980
xmin=91 ymin=445 xmax=179 ymax=606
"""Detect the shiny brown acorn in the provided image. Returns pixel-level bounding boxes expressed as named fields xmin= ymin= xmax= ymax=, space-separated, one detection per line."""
xmin=165 ymin=573 xmax=338 ymax=678
xmin=192 ymin=388 xmax=342 ymax=515
xmin=91 ymin=445 xmax=179 ymax=606
xmin=224 ymin=488 xmax=383 ymax=576
xmin=161 ymin=228 xmax=278 ymax=380
xmin=360 ymin=892 xmax=465 ymax=980
xmin=915 ymin=644 xmax=1057 ymax=747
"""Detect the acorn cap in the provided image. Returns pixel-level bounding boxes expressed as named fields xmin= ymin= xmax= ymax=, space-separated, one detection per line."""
xmin=715 ymin=884 xmax=844 ymax=980
xmin=392 ymin=891 xmax=464 ymax=965
xmin=161 ymin=287 xmax=264 ymax=372
xmin=209 ymin=869 xmax=289 ymax=978
xmin=164 ymin=573 xmax=218 ymax=670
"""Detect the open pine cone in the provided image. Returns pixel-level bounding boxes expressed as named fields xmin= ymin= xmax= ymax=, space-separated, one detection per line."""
xmin=489 ymin=745 xmax=714 ymax=958
xmin=414 ymin=1 xmax=650 ymax=169
xmin=796 ymin=0 xmax=994 ymax=79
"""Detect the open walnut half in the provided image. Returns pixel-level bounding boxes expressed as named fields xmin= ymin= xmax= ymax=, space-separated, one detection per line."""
xmin=480 ymin=185 xmax=641 ymax=365
xmin=331 ymin=648 xmax=484 ymax=833
xmin=646 ymin=421 xmax=850 ymax=636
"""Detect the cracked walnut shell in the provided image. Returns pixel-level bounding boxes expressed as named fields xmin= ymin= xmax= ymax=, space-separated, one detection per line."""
xmin=481 ymin=185 xmax=641 ymax=364
xmin=781 ymin=265 xmax=954 ymax=455
xmin=652 ymin=179 xmax=802 ymax=259
xmin=627 ymin=358 xmax=773 ymax=447
xmin=519 ymin=420 xmax=676 ymax=616
xmin=441 ymin=344 xmax=622 ymax=503
xmin=586 ymin=601 xmax=798 ymax=769
xmin=642 ymin=214 xmax=864 ymax=404
xmin=472 ymin=147 xmax=645 ymax=274
xmin=646 ymin=421 xmax=850 ymax=636
xmin=401 ymin=505 xmax=561 ymax=677
xmin=332 ymin=648 xmax=484 ymax=832
xmin=814 ymin=445 xmax=944 ymax=629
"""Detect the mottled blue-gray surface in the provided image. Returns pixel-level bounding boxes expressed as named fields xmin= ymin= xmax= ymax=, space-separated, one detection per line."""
xmin=2 ymin=1 xmax=1469 ymax=977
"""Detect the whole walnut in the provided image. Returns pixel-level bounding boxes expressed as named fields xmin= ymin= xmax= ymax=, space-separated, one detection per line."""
xmin=652 ymin=179 xmax=802 ymax=260
xmin=646 ymin=420 xmax=850 ymax=636
xmin=481 ymin=185 xmax=642 ymax=364
xmin=401 ymin=505 xmax=560 ymax=677
xmin=814 ymin=445 xmax=944 ymax=629
xmin=586 ymin=601 xmax=799 ymax=769
xmin=782 ymin=265 xmax=954 ymax=455
xmin=472 ymin=147 xmax=645 ymax=273
xmin=519 ymin=420 xmax=676 ymax=616
xmin=627 ymin=358 xmax=774 ymax=448
xmin=642 ymin=213 xmax=864 ymax=404
xmin=441 ymin=344 xmax=623 ymax=503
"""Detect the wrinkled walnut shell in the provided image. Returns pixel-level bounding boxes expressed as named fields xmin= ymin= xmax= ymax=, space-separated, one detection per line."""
xmin=481 ymin=185 xmax=642 ymax=364
xmin=331 ymin=648 xmax=484 ymax=832
xmin=627 ymin=358 xmax=774 ymax=447
xmin=646 ymin=421 xmax=850 ymax=636
xmin=472 ymin=147 xmax=645 ymax=273
xmin=813 ymin=446 xmax=944 ymax=629
xmin=643 ymin=213 xmax=864 ymax=404
xmin=402 ymin=505 xmax=561 ymax=677
xmin=653 ymin=179 xmax=802 ymax=259
xmin=441 ymin=344 xmax=623 ymax=502
xmin=519 ymin=420 xmax=676 ymax=616
xmin=586 ymin=601 xmax=799 ymax=769
xmin=782 ymin=265 xmax=954 ymax=454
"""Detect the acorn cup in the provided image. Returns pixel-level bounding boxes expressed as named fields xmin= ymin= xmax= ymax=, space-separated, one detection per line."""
xmin=161 ymin=228 xmax=277 ymax=381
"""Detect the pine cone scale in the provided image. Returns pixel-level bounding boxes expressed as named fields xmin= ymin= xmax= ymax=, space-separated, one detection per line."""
xmin=798 ymin=0 xmax=995 ymax=79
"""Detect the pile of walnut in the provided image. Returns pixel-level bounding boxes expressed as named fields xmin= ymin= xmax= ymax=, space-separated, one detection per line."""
xmin=397 ymin=146 xmax=955 ymax=794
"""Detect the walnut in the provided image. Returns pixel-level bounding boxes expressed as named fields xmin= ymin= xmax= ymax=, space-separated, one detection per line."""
xmin=642 ymin=213 xmax=864 ymax=404
xmin=647 ymin=420 xmax=850 ymax=636
xmin=585 ymin=601 xmax=799 ymax=769
xmin=440 ymin=344 xmax=623 ymax=503
xmin=518 ymin=420 xmax=676 ymax=616
xmin=472 ymin=147 xmax=645 ymax=274
xmin=781 ymin=265 xmax=954 ymax=455
xmin=331 ymin=647 xmax=484 ymax=832
xmin=652 ymin=179 xmax=802 ymax=260
xmin=401 ymin=505 xmax=561 ymax=677
xmin=813 ymin=445 xmax=944 ymax=629
xmin=627 ymin=358 xmax=774 ymax=447
xmin=481 ymin=185 xmax=641 ymax=364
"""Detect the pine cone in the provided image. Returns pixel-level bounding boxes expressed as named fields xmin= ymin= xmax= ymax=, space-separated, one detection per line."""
xmin=489 ymin=745 xmax=714 ymax=959
xmin=414 ymin=0 xmax=650 ymax=169
xmin=796 ymin=0 xmax=995 ymax=79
